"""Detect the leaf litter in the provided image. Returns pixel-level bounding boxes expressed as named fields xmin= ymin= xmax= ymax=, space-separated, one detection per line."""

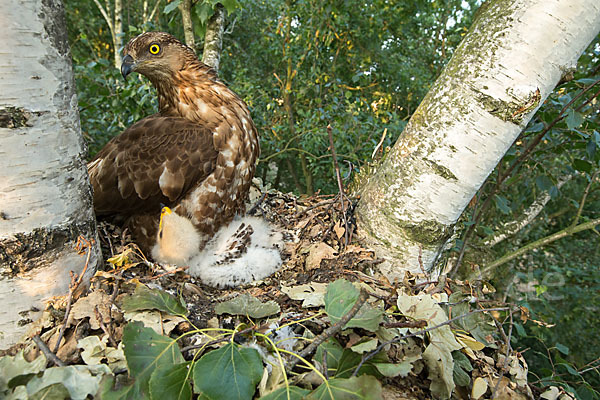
xmin=0 ymin=188 xmax=541 ymax=399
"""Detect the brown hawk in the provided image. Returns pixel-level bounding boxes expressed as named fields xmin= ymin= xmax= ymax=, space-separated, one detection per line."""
xmin=87 ymin=32 xmax=259 ymax=252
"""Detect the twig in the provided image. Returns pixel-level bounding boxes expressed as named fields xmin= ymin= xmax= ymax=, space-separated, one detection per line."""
xmin=180 ymin=326 xmax=256 ymax=353
xmin=572 ymin=170 xmax=599 ymax=227
xmin=33 ymin=335 xmax=65 ymax=367
xmin=248 ymin=192 xmax=268 ymax=215
xmin=295 ymin=198 xmax=337 ymax=217
xmin=327 ymin=124 xmax=349 ymax=248
xmin=491 ymin=311 xmax=514 ymax=399
xmin=352 ymin=306 xmax=511 ymax=377
xmin=95 ymin=305 xmax=117 ymax=348
xmin=287 ymin=289 xmax=369 ymax=373
xmin=53 ymin=236 xmax=93 ymax=354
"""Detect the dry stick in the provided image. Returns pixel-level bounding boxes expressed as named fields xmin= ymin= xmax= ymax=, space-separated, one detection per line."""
xmin=454 ymin=77 xmax=600 ymax=273
xmin=95 ymin=305 xmax=117 ymax=348
xmin=572 ymin=170 xmax=599 ymax=227
xmin=52 ymin=236 xmax=93 ymax=354
xmin=287 ymin=289 xmax=369 ymax=373
xmin=33 ymin=335 xmax=66 ymax=367
xmin=248 ymin=191 xmax=268 ymax=215
xmin=352 ymin=306 xmax=511 ymax=377
xmin=327 ymin=124 xmax=349 ymax=248
xmin=295 ymin=198 xmax=338 ymax=217
xmin=180 ymin=325 xmax=257 ymax=353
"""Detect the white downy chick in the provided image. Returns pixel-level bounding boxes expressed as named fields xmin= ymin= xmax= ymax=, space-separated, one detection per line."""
xmin=152 ymin=207 xmax=201 ymax=265
xmin=152 ymin=207 xmax=283 ymax=287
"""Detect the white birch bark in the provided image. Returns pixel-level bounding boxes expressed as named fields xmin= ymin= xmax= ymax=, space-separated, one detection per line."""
xmin=356 ymin=0 xmax=600 ymax=280
xmin=179 ymin=0 xmax=196 ymax=48
xmin=0 ymin=0 xmax=101 ymax=349
xmin=202 ymin=3 xmax=225 ymax=72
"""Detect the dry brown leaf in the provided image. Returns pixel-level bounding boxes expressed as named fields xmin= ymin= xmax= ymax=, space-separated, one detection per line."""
xmin=69 ymin=291 xmax=114 ymax=330
xmin=305 ymin=242 xmax=337 ymax=270
xmin=333 ymin=221 xmax=345 ymax=239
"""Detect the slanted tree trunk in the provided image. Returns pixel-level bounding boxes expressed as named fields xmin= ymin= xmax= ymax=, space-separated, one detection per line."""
xmin=356 ymin=0 xmax=600 ymax=281
xmin=202 ymin=3 xmax=225 ymax=71
xmin=0 ymin=0 xmax=101 ymax=349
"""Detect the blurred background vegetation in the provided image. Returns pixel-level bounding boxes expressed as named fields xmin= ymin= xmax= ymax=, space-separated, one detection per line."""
xmin=66 ymin=0 xmax=600 ymax=397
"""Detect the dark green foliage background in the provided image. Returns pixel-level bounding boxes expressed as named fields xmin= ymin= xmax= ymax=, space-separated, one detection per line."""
xmin=65 ymin=0 xmax=600 ymax=396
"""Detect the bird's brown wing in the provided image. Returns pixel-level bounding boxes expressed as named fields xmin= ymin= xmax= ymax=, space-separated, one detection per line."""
xmin=88 ymin=114 xmax=217 ymax=215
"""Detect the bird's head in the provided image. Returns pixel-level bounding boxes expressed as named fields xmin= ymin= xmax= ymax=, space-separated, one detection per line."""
xmin=121 ymin=32 xmax=197 ymax=81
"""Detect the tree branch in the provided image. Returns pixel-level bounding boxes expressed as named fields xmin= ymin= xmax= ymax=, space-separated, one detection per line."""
xmin=484 ymin=174 xmax=573 ymax=247
xmin=483 ymin=217 xmax=600 ymax=273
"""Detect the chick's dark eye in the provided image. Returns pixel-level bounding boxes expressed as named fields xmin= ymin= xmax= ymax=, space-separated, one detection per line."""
xmin=149 ymin=44 xmax=161 ymax=55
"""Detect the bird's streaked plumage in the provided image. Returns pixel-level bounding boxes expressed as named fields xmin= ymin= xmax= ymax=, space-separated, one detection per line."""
xmin=88 ymin=32 xmax=259 ymax=252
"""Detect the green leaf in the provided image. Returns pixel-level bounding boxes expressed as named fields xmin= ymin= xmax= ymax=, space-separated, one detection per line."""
xmin=215 ymin=293 xmax=280 ymax=318
xmin=149 ymin=362 xmax=192 ymax=400
xmin=163 ymin=0 xmax=182 ymax=14
xmin=573 ymin=159 xmax=593 ymax=173
xmin=121 ymin=284 xmax=187 ymax=316
xmin=29 ymin=383 xmax=70 ymax=400
xmin=306 ymin=375 xmax=383 ymax=400
xmin=121 ymin=321 xmax=185 ymax=398
xmin=334 ymin=349 xmax=382 ymax=378
xmin=193 ymin=343 xmax=263 ymax=400
xmin=565 ymin=109 xmax=584 ymax=130
xmin=314 ymin=338 xmax=344 ymax=372
xmin=259 ymin=385 xmax=311 ymax=400
xmin=452 ymin=360 xmax=471 ymax=387
xmin=373 ymin=361 xmax=413 ymax=378
xmin=221 ymin=0 xmax=241 ymax=14
xmin=555 ymin=343 xmax=569 ymax=355
xmin=535 ymin=175 xmax=553 ymax=191
xmin=324 ymin=279 xmax=383 ymax=332
xmin=493 ymin=195 xmax=511 ymax=214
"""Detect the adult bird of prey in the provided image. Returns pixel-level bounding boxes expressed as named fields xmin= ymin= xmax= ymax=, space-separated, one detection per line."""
xmin=87 ymin=32 xmax=260 ymax=255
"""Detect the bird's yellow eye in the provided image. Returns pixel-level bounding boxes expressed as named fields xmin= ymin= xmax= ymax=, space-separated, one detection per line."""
xmin=149 ymin=43 xmax=161 ymax=55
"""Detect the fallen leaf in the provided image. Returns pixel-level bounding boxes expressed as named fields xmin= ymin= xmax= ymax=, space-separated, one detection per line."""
xmin=215 ymin=293 xmax=281 ymax=319
xmin=305 ymin=242 xmax=337 ymax=270
xmin=281 ymin=283 xmax=328 ymax=307
xmin=471 ymin=377 xmax=488 ymax=399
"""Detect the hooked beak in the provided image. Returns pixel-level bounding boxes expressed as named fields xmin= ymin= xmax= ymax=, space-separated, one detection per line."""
xmin=121 ymin=54 xmax=136 ymax=79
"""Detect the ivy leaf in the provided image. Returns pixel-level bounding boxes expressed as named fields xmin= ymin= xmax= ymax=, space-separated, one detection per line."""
xmin=215 ymin=293 xmax=280 ymax=318
xmin=306 ymin=375 xmax=383 ymax=400
xmin=259 ymin=385 xmax=311 ymax=400
xmin=163 ymin=0 xmax=182 ymax=14
xmin=324 ymin=279 xmax=383 ymax=332
xmin=121 ymin=284 xmax=187 ymax=316
xmin=149 ymin=362 xmax=192 ymax=400
xmin=193 ymin=343 xmax=263 ymax=400
xmin=120 ymin=321 xmax=185 ymax=398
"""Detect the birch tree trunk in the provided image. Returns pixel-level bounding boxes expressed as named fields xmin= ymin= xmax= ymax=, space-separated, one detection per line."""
xmin=92 ymin=0 xmax=123 ymax=68
xmin=356 ymin=0 xmax=600 ymax=281
xmin=202 ymin=3 xmax=225 ymax=72
xmin=179 ymin=0 xmax=196 ymax=48
xmin=0 ymin=0 xmax=101 ymax=349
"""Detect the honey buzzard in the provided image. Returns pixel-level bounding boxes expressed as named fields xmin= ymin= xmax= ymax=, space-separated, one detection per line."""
xmin=88 ymin=32 xmax=260 ymax=252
